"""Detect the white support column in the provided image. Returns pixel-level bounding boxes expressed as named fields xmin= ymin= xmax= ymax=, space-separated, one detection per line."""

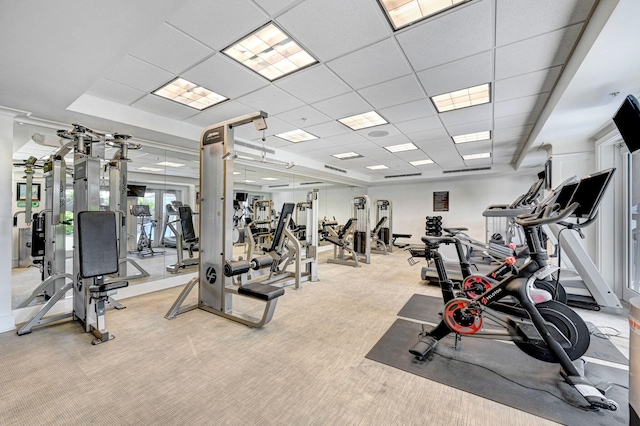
xmin=0 ymin=107 xmax=27 ymax=332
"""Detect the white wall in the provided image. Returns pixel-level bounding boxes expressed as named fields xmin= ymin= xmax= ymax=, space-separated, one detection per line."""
xmin=368 ymin=173 xmax=540 ymax=246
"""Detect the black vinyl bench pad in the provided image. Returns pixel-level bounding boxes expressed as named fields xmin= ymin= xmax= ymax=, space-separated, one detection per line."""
xmin=238 ymin=283 xmax=284 ymax=301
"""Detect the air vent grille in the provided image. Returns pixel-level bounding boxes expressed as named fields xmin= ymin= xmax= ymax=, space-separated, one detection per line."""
xmin=384 ymin=173 xmax=422 ymax=179
xmin=268 ymin=184 xmax=290 ymax=188
xmin=443 ymin=167 xmax=491 ymax=174
xmin=300 ymin=181 xmax=323 ymax=185
xmin=324 ymin=165 xmax=347 ymax=173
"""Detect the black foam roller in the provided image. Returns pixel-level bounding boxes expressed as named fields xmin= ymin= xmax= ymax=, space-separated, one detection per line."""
xmin=251 ymin=255 xmax=275 ymax=270
xmin=224 ymin=260 xmax=250 ymax=276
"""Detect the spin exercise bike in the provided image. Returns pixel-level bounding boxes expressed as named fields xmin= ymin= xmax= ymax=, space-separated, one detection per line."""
xmin=409 ymin=169 xmax=618 ymax=412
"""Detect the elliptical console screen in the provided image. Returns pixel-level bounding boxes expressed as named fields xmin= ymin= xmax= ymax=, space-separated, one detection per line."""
xmin=569 ymin=168 xmax=615 ymax=218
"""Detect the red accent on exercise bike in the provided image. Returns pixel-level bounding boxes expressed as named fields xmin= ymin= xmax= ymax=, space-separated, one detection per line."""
xmin=505 ymin=256 xmax=516 ymax=265
xmin=462 ymin=275 xmax=493 ymax=298
xmin=443 ymin=299 xmax=483 ymax=335
xmin=508 ymin=243 xmax=516 ymax=250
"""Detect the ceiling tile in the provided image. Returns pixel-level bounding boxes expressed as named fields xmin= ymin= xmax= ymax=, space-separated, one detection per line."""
xmin=493 ymin=125 xmax=533 ymax=142
xmin=494 ymin=93 xmax=549 ymax=118
xmin=396 ymin=0 xmax=493 ymax=71
xmin=130 ymin=23 xmax=213 ymax=74
xmin=259 ymin=135 xmax=292 ymax=148
xmin=103 ymin=55 xmax=174 ymax=92
xmin=407 ymin=127 xmax=450 ymax=143
xmin=236 ymin=116 xmax=296 ymax=139
xmin=274 ymin=105 xmax=331 ymax=127
xmin=131 ymin=95 xmax=200 ymax=120
xmin=445 ymin=120 xmax=493 ymax=137
xmin=326 ymin=38 xmax=412 ymax=90
xmin=282 ymin=138 xmax=338 ymax=153
xmin=182 ymin=112 xmax=224 ymax=128
xmin=168 ymin=0 xmax=268 ymax=50
xmin=378 ymin=99 xmax=437 ymax=122
xmin=276 ymin=0 xmax=390 ymax=62
xmin=86 ymin=78 xmax=145 ymax=105
xmin=312 ymin=92 xmax=372 ymax=119
xmin=496 ymin=0 xmax=595 ymax=46
xmin=324 ymin=132 xmax=368 ymax=146
xmin=182 ymin=54 xmax=268 ymax=99
xmin=203 ymin=100 xmax=257 ymax=121
xmin=275 ymin=65 xmax=351 ymax=104
xmin=456 ymin=140 xmax=492 ymax=155
xmin=345 ymin=140 xmax=380 ymax=152
xmin=494 ymin=111 xmax=539 ymax=130
xmin=394 ymin=116 xmax=442 ymax=134
xmin=368 ymin=134 xmax=412 ymax=148
xmin=495 ymin=24 xmax=582 ymax=80
xmin=463 ymin=157 xmax=492 ymax=167
xmin=303 ymin=121 xmax=351 ymax=138
xmin=439 ymin=104 xmax=493 ymax=127
xmin=494 ymin=66 xmax=562 ymax=102
xmin=237 ymin=85 xmax=305 ymax=115
xmin=358 ymin=75 xmax=425 ymax=109
xmin=253 ymin=0 xmax=299 ymax=15
xmin=416 ymin=51 xmax=493 ymax=97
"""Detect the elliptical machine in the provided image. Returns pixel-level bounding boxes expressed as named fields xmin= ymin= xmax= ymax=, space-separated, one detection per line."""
xmin=409 ymin=169 xmax=618 ymax=412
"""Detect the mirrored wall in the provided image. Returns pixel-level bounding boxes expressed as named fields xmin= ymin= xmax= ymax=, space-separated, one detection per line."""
xmin=10 ymin=121 xmax=366 ymax=309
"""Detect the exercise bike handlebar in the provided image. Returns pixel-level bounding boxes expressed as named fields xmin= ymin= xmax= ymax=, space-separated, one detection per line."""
xmin=515 ymin=202 xmax=578 ymax=228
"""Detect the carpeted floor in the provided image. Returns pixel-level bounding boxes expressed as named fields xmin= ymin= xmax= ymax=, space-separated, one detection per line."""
xmin=1 ymin=249 xmax=630 ymax=425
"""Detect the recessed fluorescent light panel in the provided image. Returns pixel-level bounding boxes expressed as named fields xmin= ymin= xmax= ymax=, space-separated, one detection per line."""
xmin=244 ymin=180 xmax=256 ymax=183
xmin=138 ymin=167 xmax=163 ymax=172
xmin=338 ymin=111 xmax=388 ymax=130
xmin=262 ymin=177 xmax=278 ymax=181
xmin=366 ymin=165 xmax=389 ymax=170
xmin=156 ymin=161 xmax=186 ymax=168
xmin=385 ymin=142 xmax=418 ymax=153
xmin=452 ymin=131 xmax=491 ymax=144
xmin=409 ymin=159 xmax=434 ymax=166
xmin=332 ymin=152 xmax=363 ymax=160
xmin=431 ymin=83 xmax=491 ymax=113
xmin=153 ymin=77 xmax=227 ymax=110
xmin=223 ymin=22 xmax=318 ymax=81
xmin=276 ymin=129 xmax=318 ymax=143
xmin=463 ymin=152 xmax=491 ymax=160
xmin=379 ymin=0 xmax=469 ymax=31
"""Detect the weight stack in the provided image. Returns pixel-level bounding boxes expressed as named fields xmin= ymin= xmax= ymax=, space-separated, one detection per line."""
xmin=425 ymin=216 xmax=442 ymax=236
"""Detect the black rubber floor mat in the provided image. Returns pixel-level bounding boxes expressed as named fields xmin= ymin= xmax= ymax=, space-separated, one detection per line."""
xmin=397 ymin=293 xmax=629 ymax=365
xmin=366 ymin=318 xmax=628 ymax=426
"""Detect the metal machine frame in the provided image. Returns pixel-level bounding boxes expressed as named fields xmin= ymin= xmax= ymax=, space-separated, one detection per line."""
xmin=353 ymin=195 xmax=371 ymax=264
xmin=165 ymin=112 xmax=286 ymax=328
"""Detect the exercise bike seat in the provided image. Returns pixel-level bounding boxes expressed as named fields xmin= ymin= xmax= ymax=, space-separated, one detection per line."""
xmin=421 ymin=236 xmax=457 ymax=246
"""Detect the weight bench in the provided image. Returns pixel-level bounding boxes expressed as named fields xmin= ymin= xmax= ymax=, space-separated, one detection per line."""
xmin=77 ymin=211 xmax=129 ymax=344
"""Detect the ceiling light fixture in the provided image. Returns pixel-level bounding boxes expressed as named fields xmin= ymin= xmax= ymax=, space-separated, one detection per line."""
xmin=332 ymin=152 xmax=363 ymax=159
xmin=378 ymin=0 xmax=469 ymax=31
xmin=431 ymin=83 xmax=491 ymax=113
xmin=156 ymin=161 xmax=186 ymax=168
xmin=385 ymin=142 xmax=418 ymax=153
xmin=275 ymin=129 xmax=318 ymax=143
xmin=153 ymin=77 xmax=227 ymax=110
xmin=262 ymin=177 xmax=279 ymax=181
xmin=452 ymin=131 xmax=491 ymax=144
xmin=366 ymin=164 xmax=389 ymax=170
xmin=339 ymin=111 xmax=388 ymax=130
xmin=223 ymin=22 xmax=318 ymax=81
xmin=463 ymin=152 xmax=491 ymax=160
xmin=138 ymin=166 xmax=163 ymax=172
xmin=409 ymin=159 xmax=434 ymax=166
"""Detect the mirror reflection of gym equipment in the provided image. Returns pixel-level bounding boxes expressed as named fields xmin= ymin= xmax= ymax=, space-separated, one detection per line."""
xmin=130 ymin=204 xmax=162 ymax=256
xmin=372 ymin=199 xmax=392 ymax=255
xmin=165 ymin=205 xmax=199 ymax=273
xmin=352 ymin=195 xmax=371 ymax=264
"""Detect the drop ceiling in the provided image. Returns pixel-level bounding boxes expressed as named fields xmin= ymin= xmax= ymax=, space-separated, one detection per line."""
xmin=2 ymin=0 xmax=639 ymax=186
